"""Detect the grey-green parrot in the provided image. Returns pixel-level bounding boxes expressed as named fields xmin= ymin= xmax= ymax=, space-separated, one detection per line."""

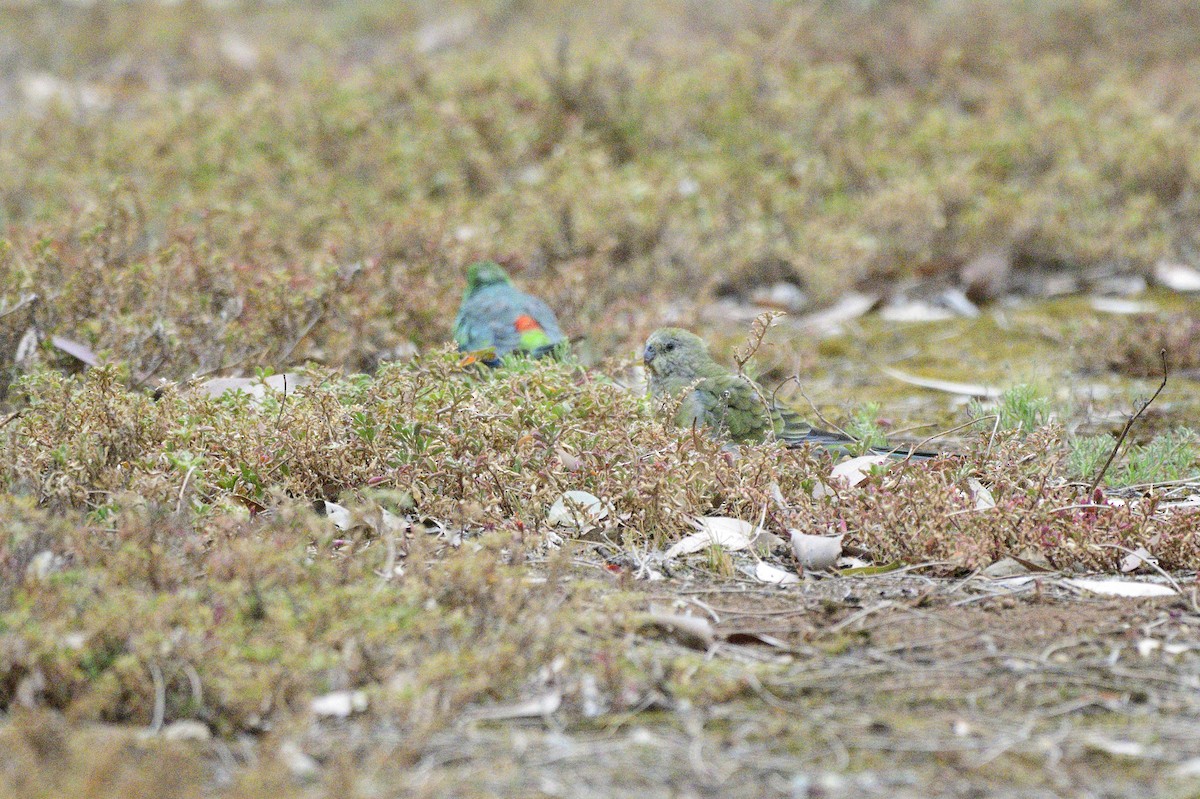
xmin=643 ymin=327 xmax=934 ymax=458
xmin=453 ymin=261 xmax=567 ymax=364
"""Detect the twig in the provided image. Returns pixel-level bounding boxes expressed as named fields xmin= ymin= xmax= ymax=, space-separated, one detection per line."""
xmin=794 ymin=383 xmax=855 ymax=440
xmin=734 ymin=313 xmax=784 ymax=442
xmin=0 ymin=293 xmax=37 ymax=321
xmin=733 ymin=312 xmax=783 ymax=372
xmin=276 ymin=373 xmax=289 ymax=426
xmin=1088 ymin=349 xmax=1169 ymax=496
xmin=175 ymin=464 xmax=197 ymax=515
xmin=892 ymin=415 xmax=997 ymax=462
xmin=148 ymin=661 xmax=165 ymax=734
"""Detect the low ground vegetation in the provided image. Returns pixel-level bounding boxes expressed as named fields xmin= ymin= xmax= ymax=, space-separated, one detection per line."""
xmin=4 ymin=1 xmax=1200 ymax=796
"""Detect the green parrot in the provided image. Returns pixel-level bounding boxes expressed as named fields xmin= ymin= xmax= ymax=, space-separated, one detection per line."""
xmin=643 ymin=327 xmax=934 ymax=458
xmin=453 ymin=261 xmax=567 ymax=365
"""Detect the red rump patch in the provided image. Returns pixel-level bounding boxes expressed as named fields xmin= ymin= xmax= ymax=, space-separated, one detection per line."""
xmin=514 ymin=314 xmax=543 ymax=333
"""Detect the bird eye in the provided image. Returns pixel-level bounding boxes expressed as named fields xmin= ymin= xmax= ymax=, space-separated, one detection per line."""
xmin=664 ymin=341 xmax=676 ymax=352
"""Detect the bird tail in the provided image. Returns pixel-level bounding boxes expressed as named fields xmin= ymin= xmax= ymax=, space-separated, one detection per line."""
xmin=868 ymin=444 xmax=940 ymax=461
xmin=781 ymin=425 xmax=941 ymax=460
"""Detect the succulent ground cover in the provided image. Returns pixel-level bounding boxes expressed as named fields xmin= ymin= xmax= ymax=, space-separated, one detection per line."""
xmin=4 ymin=1 xmax=1200 ymax=797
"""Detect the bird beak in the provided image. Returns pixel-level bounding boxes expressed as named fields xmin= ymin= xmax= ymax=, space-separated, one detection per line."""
xmin=642 ymin=345 xmax=654 ymax=366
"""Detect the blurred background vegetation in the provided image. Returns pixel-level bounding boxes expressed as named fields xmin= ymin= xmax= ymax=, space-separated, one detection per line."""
xmin=2 ymin=0 xmax=1200 ymax=390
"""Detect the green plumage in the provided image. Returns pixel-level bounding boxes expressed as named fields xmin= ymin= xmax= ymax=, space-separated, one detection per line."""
xmin=453 ymin=261 xmax=567 ymax=363
xmin=643 ymin=327 xmax=933 ymax=458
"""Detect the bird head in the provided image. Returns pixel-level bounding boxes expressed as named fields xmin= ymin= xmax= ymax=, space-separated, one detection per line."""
xmin=643 ymin=327 xmax=708 ymax=380
xmin=465 ymin=261 xmax=513 ymax=292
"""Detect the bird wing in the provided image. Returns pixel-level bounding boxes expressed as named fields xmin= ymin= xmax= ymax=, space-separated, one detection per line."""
xmin=680 ymin=374 xmax=774 ymax=443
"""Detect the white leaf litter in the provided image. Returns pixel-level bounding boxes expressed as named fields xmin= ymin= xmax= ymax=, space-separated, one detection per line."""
xmin=790 ymin=531 xmax=843 ymax=571
xmin=1154 ymin=260 xmax=1200 ymax=292
xmin=323 ymin=501 xmax=354 ymax=531
xmin=967 ymin=478 xmax=997 ymax=510
xmin=665 ymin=517 xmax=757 ymax=559
xmin=1088 ymin=296 xmax=1155 ymax=315
xmin=796 ymin=292 xmax=877 ymax=335
xmin=1119 ymin=547 xmax=1157 ymax=573
xmin=310 ymin=690 xmax=368 ymax=718
xmin=161 ymin=720 xmax=211 ymax=741
xmin=640 ymin=612 xmax=716 ymax=650
xmin=755 ymin=561 xmax=801 ymax=585
xmin=879 ymin=365 xmax=1003 ymax=399
xmin=469 ymin=689 xmax=563 ymax=721
xmin=1062 ymin=578 xmax=1176 ymax=598
xmin=1082 ymin=736 xmax=1146 ymax=758
xmin=279 ymin=741 xmax=319 ymax=779
xmin=547 ymin=490 xmax=609 ymax=529
xmin=14 ymin=327 xmax=39 ymax=366
xmin=830 ymin=455 xmax=889 ymax=487
xmin=197 ymin=373 xmax=309 ymax=405
xmin=878 ymin=299 xmax=957 ymax=323
xmin=322 ymin=501 xmax=406 ymax=536
xmin=1159 ymin=495 xmax=1200 ymax=511
xmin=1137 ymin=639 xmax=1191 ymax=658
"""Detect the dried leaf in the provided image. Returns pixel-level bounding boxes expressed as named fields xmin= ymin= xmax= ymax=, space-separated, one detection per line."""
xmin=790 ymin=531 xmax=843 ymax=570
xmin=664 ymin=516 xmax=756 ymax=558
xmin=50 ymin=335 xmax=100 ymax=367
xmin=14 ymin=327 xmax=39 ymax=366
xmin=638 ymin=612 xmax=715 ymax=650
xmin=161 ymin=720 xmax=211 ymax=741
xmin=469 ymin=689 xmax=562 ymax=721
xmin=197 ymin=373 xmax=307 ymax=403
xmin=547 ymin=490 xmax=608 ymax=529
xmin=754 ymin=560 xmax=800 ymax=585
xmin=1119 ymin=547 xmax=1157 ymax=573
xmin=880 ymin=365 xmax=1002 ymax=399
xmin=830 ymin=455 xmax=889 ymax=487
xmin=982 ymin=557 xmax=1030 ymax=578
xmin=967 ymin=478 xmax=996 ymax=510
xmin=321 ymin=501 xmax=406 ymax=536
xmin=878 ymin=300 xmax=957 ymax=323
xmin=797 ymin=292 xmax=878 ymax=335
xmin=1089 ymin=296 xmax=1155 ymax=315
xmin=310 ymin=690 xmax=368 ymax=718
xmin=1062 ymin=578 xmax=1175 ymax=598
xmin=1154 ymin=260 xmax=1200 ymax=292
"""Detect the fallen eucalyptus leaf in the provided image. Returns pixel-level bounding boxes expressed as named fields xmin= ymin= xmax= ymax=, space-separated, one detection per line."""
xmin=1154 ymin=260 xmax=1200 ymax=292
xmin=982 ymin=557 xmax=1029 ymax=579
xmin=665 ymin=516 xmax=756 ymax=559
xmin=547 ymin=490 xmax=608 ymax=529
xmin=880 ymin=365 xmax=1002 ymax=399
xmin=310 ymin=689 xmax=368 ymax=718
xmin=755 ymin=560 xmax=801 ymax=585
xmin=639 ymin=612 xmax=715 ymax=650
xmin=790 ymin=531 xmax=843 ymax=571
xmin=830 ymin=455 xmax=889 ymax=487
xmin=50 ymin=335 xmax=100 ymax=367
xmin=1119 ymin=547 xmax=1157 ymax=573
xmin=1089 ymin=296 xmax=1155 ymax=315
xmin=1062 ymin=578 xmax=1175 ymax=598
xmin=968 ymin=478 xmax=996 ymax=510
xmin=469 ymin=689 xmax=562 ymax=721
xmin=161 ymin=720 xmax=212 ymax=741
